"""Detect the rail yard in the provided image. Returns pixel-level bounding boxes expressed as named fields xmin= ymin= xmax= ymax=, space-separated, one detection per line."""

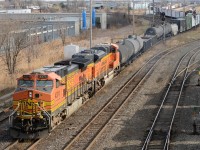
xmin=1 ymin=27 xmax=200 ymax=150
xmin=1 ymin=1 xmax=200 ymax=150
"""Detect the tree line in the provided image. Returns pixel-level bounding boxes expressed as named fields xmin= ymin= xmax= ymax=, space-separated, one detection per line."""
xmin=0 ymin=21 xmax=69 ymax=80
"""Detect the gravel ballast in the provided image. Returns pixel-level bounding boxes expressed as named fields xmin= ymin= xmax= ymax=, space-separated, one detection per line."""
xmin=33 ymin=39 xmax=200 ymax=150
xmin=1 ymin=25 xmax=200 ymax=150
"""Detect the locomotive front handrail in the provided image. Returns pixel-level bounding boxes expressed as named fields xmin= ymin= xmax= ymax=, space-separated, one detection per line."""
xmin=37 ymin=104 xmax=51 ymax=132
xmin=9 ymin=102 xmax=20 ymax=125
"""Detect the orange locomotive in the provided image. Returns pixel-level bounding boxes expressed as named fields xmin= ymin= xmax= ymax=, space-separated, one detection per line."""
xmin=9 ymin=43 xmax=120 ymax=139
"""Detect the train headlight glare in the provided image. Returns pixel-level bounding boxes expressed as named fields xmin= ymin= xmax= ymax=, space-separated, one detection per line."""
xmin=17 ymin=112 xmax=20 ymax=116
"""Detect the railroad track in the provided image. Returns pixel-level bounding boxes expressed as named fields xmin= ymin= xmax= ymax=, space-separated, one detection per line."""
xmin=62 ymin=46 xmax=183 ymax=150
xmin=9 ymin=41 xmax=198 ymax=150
xmin=2 ymin=40 xmax=200 ymax=150
xmin=0 ymin=107 xmax=12 ymax=123
xmin=4 ymin=140 xmax=18 ymax=150
xmin=141 ymin=46 xmax=200 ymax=150
xmin=4 ymin=139 xmax=41 ymax=150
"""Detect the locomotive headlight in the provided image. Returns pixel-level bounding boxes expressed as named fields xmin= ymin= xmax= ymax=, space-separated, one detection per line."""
xmin=29 ymin=91 xmax=33 ymax=98
xmin=17 ymin=111 xmax=20 ymax=116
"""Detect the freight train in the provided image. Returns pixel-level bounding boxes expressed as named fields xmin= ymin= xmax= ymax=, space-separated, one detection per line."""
xmin=9 ymin=12 xmax=199 ymax=139
xmin=157 ymin=7 xmax=200 ymax=32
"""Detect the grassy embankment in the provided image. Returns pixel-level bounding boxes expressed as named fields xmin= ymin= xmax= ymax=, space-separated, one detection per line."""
xmin=0 ymin=17 xmax=149 ymax=97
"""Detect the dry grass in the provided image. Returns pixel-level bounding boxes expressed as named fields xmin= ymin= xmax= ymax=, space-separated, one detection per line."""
xmin=165 ymin=27 xmax=200 ymax=47
xmin=1 ymin=16 xmax=199 ymax=94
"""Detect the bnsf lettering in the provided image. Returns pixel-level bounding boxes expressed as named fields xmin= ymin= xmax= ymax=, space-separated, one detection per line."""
xmin=22 ymin=101 xmax=40 ymax=107
xmin=22 ymin=101 xmax=34 ymax=106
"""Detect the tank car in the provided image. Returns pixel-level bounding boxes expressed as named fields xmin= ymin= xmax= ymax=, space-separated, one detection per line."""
xmin=117 ymin=35 xmax=143 ymax=66
xmin=171 ymin=24 xmax=178 ymax=36
xmin=163 ymin=23 xmax=173 ymax=37
xmin=145 ymin=26 xmax=164 ymax=39
xmin=145 ymin=23 xmax=172 ymax=39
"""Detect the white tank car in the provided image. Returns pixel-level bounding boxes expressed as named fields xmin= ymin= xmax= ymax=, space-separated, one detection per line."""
xmin=171 ymin=24 xmax=179 ymax=36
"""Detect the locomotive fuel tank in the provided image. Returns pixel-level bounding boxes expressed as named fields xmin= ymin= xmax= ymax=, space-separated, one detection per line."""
xmin=117 ymin=35 xmax=144 ymax=65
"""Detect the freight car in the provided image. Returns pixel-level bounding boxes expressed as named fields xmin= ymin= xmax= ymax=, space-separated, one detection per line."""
xmin=117 ymin=35 xmax=144 ymax=66
xmin=144 ymin=23 xmax=178 ymax=40
xmin=157 ymin=7 xmax=200 ymax=32
xmin=9 ymin=9 xmax=200 ymax=138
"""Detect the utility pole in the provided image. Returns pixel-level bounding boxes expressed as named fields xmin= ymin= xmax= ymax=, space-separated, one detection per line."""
xmin=164 ymin=20 xmax=165 ymax=42
xmin=184 ymin=0 xmax=186 ymax=16
xmin=171 ymin=0 xmax=172 ymax=19
xmin=90 ymin=0 xmax=92 ymax=49
xmin=153 ymin=0 xmax=154 ymax=26
xmin=145 ymin=0 xmax=147 ymax=15
xmin=128 ymin=1 xmax=130 ymax=23
xmin=132 ymin=0 xmax=135 ymax=35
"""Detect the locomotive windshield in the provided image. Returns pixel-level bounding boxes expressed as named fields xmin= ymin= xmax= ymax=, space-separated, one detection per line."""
xmin=36 ymin=80 xmax=53 ymax=92
xmin=18 ymin=80 xmax=34 ymax=88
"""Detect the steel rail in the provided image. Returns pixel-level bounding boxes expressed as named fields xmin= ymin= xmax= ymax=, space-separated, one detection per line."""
xmin=24 ymin=39 xmax=198 ymax=150
xmin=142 ymin=47 xmax=200 ymax=150
xmin=85 ymin=51 xmax=173 ymax=150
xmin=164 ymin=51 xmax=200 ymax=150
xmin=142 ymin=46 xmax=200 ymax=150
xmin=0 ymin=107 xmax=12 ymax=123
xmin=3 ymin=39 xmax=200 ymax=150
xmin=4 ymin=139 xmax=41 ymax=150
xmin=26 ymin=139 xmax=42 ymax=150
xmin=3 ymin=51 xmax=168 ymax=150
xmin=4 ymin=140 xmax=19 ymax=150
xmin=63 ymin=45 xmax=182 ymax=150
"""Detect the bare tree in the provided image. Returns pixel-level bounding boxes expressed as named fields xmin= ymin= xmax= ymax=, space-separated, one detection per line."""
xmin=10 ymin=0 xmax=22 ymax=8
xmin=25 ymin=43 xmax=33 ymax=69
xmin=35 ymin=0 xmax=43 ymax=13
xmin=58 ymin=23 xmax=67 ymax=46
xmin=0 ymin=21 xmax=29 ymax=76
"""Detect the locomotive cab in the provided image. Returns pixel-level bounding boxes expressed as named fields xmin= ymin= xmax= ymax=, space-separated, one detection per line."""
xmin=9 ymin=72 xmax=65 ymax=139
